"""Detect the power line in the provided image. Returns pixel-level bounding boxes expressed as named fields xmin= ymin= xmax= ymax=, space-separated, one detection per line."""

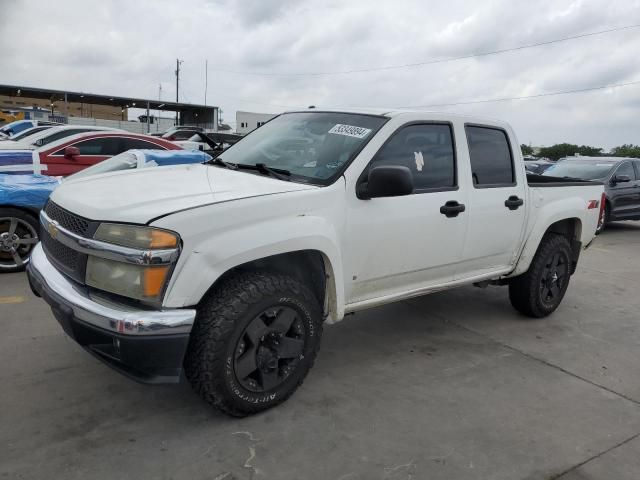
xmin=208 ymin=23 xmax=640 ymax=77
xmin=398 ymin=79 xmax=640 ymax=108
xmin=216 ymin=93 xmax=298 ymax=109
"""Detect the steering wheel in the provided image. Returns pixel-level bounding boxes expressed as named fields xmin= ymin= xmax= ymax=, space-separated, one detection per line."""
xmin=258 ymin=138 xmax=314 ymax=167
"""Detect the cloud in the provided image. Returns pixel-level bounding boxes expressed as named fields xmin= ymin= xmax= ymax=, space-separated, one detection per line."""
xmin=1 ymin=0 xmax=639 ymax=148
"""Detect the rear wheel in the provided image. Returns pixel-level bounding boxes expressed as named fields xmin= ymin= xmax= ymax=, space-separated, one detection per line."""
xmin=509 ymin=234 xmax=572 ymax=318
xmin=0 ymin=208 xmax=39 ymax=273
xmin=184 ymin=271 xmax=323 ymax=416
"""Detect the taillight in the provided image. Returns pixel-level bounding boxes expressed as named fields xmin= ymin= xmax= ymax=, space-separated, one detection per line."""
xmin=596 ymin=192 xmax=606 ymax=232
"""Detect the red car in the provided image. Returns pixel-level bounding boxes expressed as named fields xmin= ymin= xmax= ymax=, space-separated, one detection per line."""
xmin=37 ymin=132 xmax=181 ymax=176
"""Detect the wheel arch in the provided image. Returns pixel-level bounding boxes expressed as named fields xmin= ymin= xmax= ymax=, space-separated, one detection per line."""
xmin=511 ymin=215 xmax=584 ymax=277
xmin=0 ymin=204 xmax=41 ymax=220
xmin=203 ymin=249 xmax=338 ymax=320
xmin=167 ymin=246 xmax=344 ymax=323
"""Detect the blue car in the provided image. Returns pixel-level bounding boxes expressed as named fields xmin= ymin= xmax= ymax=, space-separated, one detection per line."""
xmin=0 ymin=149 xmax=211 ymax=272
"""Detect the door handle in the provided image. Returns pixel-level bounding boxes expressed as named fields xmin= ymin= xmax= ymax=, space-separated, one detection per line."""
xmin=505 ymin=195 xmax=524 ymax=210
xmin=440 ymin=200 xmax=466 ymax=218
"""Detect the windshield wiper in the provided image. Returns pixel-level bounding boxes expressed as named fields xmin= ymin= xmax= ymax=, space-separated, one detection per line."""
xmin=236 ymin=163 xmax=292 ymax=181
xmin=207 ymin=157 xmax=237 ymax=170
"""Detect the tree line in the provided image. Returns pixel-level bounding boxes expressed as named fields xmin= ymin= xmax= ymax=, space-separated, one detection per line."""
xmin=521 ymin=143 xmax=640 ymax=161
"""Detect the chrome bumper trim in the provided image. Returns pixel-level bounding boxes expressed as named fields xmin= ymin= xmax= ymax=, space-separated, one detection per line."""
xmin=40 ymin=210 xmax=178 ymax=266
xmin=28 ymin=244 xmax=195 ymax=336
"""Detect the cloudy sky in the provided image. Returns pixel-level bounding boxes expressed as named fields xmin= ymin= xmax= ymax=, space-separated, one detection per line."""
xmin=1 ymin=0 xmax=640 ymax=149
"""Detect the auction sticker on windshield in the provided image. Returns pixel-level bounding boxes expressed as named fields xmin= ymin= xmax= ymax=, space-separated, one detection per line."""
xmin=328 ymin=124 xmax=372 ymax=139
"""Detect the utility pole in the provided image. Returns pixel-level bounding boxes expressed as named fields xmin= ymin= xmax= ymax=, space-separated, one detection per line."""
xmin=157 ymin=83 xmax=162 ymax=132
xmin=175 ymin=58 xmax=183 ymax=125
xmin=204 ymin=59 xmax=208 ymax=106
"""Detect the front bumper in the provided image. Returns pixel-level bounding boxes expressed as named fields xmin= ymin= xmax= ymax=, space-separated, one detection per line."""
xmin=27 ymin=244 xmax=196 ymax=384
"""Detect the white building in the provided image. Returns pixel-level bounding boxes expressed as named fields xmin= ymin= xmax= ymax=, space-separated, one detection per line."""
xmin=236 ymin=111 xmax=277 ymax=134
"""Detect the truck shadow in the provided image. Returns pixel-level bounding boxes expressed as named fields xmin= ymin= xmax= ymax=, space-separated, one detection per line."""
xmin=604 ymin=220 xmax=640 ymax=231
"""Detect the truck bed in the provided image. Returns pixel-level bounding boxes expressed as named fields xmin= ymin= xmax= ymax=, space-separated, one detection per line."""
xmin=526 ymin=173 xmax=604 ymax=187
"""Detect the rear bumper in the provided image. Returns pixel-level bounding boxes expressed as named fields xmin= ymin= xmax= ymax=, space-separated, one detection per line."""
xmin=27 ymin=244 xmax=196 ymax=383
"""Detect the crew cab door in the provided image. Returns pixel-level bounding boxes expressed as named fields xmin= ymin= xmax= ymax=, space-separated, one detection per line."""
xmin=608 ymin=161 xmax=640 ymax=219
xmin=457 ymin=125 xmax=527 ymax=277
xmin=40 ymin=136 xmax=123 ymax=176
xmin=344 ymin=122 xmax=468 ymax=305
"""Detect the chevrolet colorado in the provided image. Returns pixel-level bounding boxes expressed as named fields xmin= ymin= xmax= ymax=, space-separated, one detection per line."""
xmin=27 ymin=109 xmax=605 ymax=416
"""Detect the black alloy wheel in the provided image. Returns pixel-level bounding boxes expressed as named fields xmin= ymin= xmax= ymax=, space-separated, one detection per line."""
xmin=539 ymin=252 xmax=568 ymax=307
xmin=234 ymin=306 xmax=306 ymax=392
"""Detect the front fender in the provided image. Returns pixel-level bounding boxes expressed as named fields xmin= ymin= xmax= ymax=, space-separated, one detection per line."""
xmin=158 ymin=207 xmax=345 ymax=320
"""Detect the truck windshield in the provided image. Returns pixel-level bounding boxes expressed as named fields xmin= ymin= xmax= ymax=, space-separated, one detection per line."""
xmin=216 ymin=112 xmax=388 ymax=184
xmin=542 ymin=161 xmax=616 ymax=180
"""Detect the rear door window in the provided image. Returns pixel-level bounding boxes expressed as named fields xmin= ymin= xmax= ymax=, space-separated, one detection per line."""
xmin=122 ymin=138 xmax=166 ymax=150
xmin=465 ymin=126 xmax=515 ymax=187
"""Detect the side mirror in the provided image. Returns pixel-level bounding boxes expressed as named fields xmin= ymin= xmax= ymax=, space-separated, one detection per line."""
xmin=64 ymin=146 xmax=80 ymax=159
xmin=612 ymin=174 xmax=631 ymax=184
xmin=357 ymin=165 xmax=414 ymax=199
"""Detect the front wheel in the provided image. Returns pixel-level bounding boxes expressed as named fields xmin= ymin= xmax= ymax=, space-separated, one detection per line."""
xmin=0 ymin=208 xmax=40 ymax=273
xmin=184 ymin=271 xmax=323 ymax=416
xmin=509 ymin=234 xmax=572 ymax=318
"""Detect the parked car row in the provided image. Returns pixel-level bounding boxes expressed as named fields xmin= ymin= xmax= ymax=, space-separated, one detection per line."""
xmin=0 ymin=121 xmax=220 ymax=272
xmin=0 ymin=149 xmax=211 ymax=272
xmin=0 ymin=119 xmax=61 ymax=139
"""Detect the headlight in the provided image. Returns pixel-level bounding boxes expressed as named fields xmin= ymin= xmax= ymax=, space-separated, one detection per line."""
xmin=94 ymin=224 xmax=178 ymax=249
xmin=86 ymin=256 xmax=170 ymax=301
xmin=86 ymin=224 xmax=180 ymax=303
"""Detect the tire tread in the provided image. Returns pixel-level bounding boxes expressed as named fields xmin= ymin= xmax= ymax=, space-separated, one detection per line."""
xmin=184 ymin=271 xmax=322 ymax=417
xmin=509 ymin=234 xmax=572 ymax=318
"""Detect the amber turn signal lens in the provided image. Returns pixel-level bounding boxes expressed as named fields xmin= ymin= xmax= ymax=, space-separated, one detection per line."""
xmin=150 ymin=230 xmax=178 ymax=248
xmin=144 ymin=266 xmax=170 ymax=297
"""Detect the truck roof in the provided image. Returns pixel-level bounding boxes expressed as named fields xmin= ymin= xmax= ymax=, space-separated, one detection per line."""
xmin=283 ymin=107 xmax=510 ymax=127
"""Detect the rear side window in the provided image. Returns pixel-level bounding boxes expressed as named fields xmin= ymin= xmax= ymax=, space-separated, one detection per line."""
xmin=123 ymin=138 xmax=166 ymax=150
xmin=615 ymin=161 xmax=637 ymax=180
xmin=466 ymin=126 xmax=515 ymax=187
xmin=369 ymin=123 xmax=456 ymax=191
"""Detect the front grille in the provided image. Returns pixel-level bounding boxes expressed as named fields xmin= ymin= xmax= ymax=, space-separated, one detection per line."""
xmin=41 ymin=230 xmax=79 ymax=271
xmin=44 ymin=201 xmax=91 ymax=237
xmin=41 ymin=201 xmax=96 ymax=283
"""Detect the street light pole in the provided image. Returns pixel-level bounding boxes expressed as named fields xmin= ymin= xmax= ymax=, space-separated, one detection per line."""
xmin=175 ymin=58 xmax=183 ymax=126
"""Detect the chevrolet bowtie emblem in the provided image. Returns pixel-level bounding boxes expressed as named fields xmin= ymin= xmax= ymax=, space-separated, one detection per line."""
xmin=47 ymin=221 xmax=59 ymax=239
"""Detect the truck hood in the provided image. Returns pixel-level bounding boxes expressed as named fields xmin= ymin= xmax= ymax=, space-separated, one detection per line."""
xmin=50 ymin=163 xmax=317 ymax=224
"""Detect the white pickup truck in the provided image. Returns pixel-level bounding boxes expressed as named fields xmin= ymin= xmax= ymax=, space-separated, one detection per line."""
xmin=28 ymin=109 xmax=605 ymax=416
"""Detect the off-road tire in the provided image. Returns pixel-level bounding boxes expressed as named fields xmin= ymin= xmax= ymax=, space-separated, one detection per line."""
xmin=509 ymin=234 xmax=573 ymax=318
xmin=184 ymin=271 xmax=323 ymax=417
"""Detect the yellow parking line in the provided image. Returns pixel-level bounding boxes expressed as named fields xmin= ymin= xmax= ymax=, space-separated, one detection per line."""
xmin=0 ymin=296 xmax=26 ymax=305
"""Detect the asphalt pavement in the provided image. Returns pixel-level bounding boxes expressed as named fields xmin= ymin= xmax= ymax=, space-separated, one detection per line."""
xmin=1 ymin=222 xmax=639 ymax=480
